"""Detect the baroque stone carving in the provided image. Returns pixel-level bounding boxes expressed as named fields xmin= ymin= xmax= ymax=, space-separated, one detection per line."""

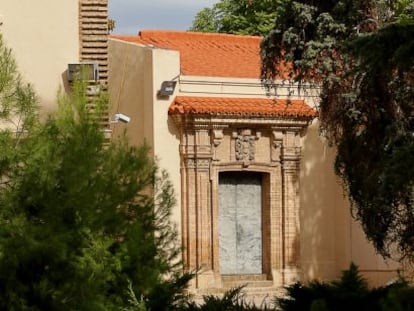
xmin=234 ymin=129 xmax=257 ymax=162
xmin=197 ymin=158 xmax=210 ymax=169
xmin=271 ymin=131 xmax=284 ymax=162
xmin=184 ymin=158 xmax=210 ymax=169
xmin=212 ymin=129 xmax=224 ymax=147
xmin=184 ymin=158 xmax=196 ymax=168
xmin=272 ymin=131 xmax=284 ymax=149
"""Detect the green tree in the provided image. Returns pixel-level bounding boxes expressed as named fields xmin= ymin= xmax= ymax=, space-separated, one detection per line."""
xmin=190 ymin=0 xmax=285 ymax=36
xmin=261 ymin=1 xmax=414 ymax=260
xmin=0 ymin=35 xmax=190 ymax=310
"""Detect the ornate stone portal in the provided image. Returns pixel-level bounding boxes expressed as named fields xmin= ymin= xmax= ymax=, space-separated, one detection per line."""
xmin=170 ymin=100 xmax=315 ymax=290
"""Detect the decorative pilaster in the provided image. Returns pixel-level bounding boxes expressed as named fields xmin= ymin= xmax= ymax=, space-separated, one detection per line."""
xmin=180 ymin=125 xmax=216 ymax=288
xmin=281 ymin=131 xmax=302 ymax=283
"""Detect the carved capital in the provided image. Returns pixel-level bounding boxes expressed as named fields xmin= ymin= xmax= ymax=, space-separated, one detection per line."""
xmin=196 ymin=158 xmax=211 ymax=169
xmin=271 ymin=131 xmax=284 ymax=162
xmin=183 ymin=157 xmax=211 ymax=170
xmin=272 ymin=131 xmax=284 ymax=149
xmin=282 ymin=147 xmax=301 ymax=160
xmin=184 ymin=158 xmax=196 ymax=169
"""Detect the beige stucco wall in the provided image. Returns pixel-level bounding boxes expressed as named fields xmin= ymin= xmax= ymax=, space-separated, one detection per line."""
xmin=151 ymin=49 xmax=181 ymax=226
xmin=0 ymin=0 xmax=79 ymax=112
xmin=109 ymin=39 xmax=153 ymax=148
xmin=108 ymin=39 xmax=403 ymax=287
xmin=109 ymin=38 xmax=182 ymax=228
xmin=300 ymin=121 xmax=402 ymax=285
xmin=300 ymin=121 xmax=347 ymax=281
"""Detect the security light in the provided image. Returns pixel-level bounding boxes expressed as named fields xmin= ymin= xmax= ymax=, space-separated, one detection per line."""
xmin=158 ymin=81 xmax=177 ymax=96
xmin=110 ymin=113 xmax=131 ymax=124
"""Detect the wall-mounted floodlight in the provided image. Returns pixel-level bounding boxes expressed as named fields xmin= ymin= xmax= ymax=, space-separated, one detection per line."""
xmin=158 ymin=81 xmax=177 ymax=96
xmin=111 ymin=113 xmax=131 ymax=124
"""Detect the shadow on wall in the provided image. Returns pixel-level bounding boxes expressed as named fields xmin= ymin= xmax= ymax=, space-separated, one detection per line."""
xmin=301 ymin=122 xmax=405 ymax=287
xmin=61 ymin=70 xmax=71 ymax=94
xmin=167 ymin=115 xmax=180 ymax=141
xmin=300 ymin=120 xmax=351 ymax=282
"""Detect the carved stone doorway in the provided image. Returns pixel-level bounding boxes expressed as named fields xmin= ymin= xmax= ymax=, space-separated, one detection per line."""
xmin=170 ymin=100 xmax=315 ymax=289
xmin=219 ymin=171 xmax=262 ymax=275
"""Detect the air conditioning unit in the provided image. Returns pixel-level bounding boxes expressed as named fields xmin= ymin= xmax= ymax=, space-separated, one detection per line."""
xmin=67 ymin=62 xmax=99 ymax=82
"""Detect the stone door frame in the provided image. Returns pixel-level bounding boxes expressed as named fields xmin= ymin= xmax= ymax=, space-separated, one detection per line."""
xmin=214 ymin=167 xmax=274 ymax=280
xmin=217 ymin=171 xmax=265 ymax=275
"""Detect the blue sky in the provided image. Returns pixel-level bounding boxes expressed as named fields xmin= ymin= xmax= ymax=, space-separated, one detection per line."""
xmin=109 ymin=0 xmax=217 ymax=35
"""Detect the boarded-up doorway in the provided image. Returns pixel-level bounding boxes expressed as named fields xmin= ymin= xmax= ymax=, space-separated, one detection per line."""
xmin=219 ymin=171 xmax=262 ymax=274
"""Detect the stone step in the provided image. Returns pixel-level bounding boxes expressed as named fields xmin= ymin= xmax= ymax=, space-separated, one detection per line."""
xmin=222 ymin=280 xmax=274 ymax=288
xmin=191 ymin=287 xmax=285 ymax=308
xmin=195 ymin=287 xmax=281 ymax=296
xmin=221 ymin=274 xmax=272 ymax=288
xmin=222 ymin=274 xmax=268 ymax=281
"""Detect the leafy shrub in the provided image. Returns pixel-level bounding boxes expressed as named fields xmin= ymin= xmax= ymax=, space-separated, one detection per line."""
xmin=276 ymin=263 xmax=410 ymax=311
xmin=0 ymin=36 xmax=191 ymax=310
xmin=181 ymin=286 xmax=272 ymax=311
xmin=382 ymin=285 xmax=414 ymax=311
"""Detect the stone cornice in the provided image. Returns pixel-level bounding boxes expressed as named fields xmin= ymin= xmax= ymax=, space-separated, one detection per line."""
xmin=172 ymin=114 xmax=313 ymax=132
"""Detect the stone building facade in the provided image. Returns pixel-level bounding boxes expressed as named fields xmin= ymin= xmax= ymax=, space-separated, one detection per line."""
xmin=0 ymin=2 xmax=403 ymax=299
xmin=109 ymin=30 xmax=402 ymax=298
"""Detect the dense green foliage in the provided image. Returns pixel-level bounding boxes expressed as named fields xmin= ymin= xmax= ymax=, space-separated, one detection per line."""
xmin=182 ymin=287 xmax=268 ymax=311
xmin=181 ymin=265 xmax=414 ymax=311
xmin=276 ymin=264 xmax=413 ymax=311
xmin=192 ymin=0 xmax=414 ymax=260
xmin=190 ymin=0 xmax=284 ymax=36
xmin=0 ymin=35 xmax=190 ymax=310
xmin=261 ymin=0 xmax=414 ymax=260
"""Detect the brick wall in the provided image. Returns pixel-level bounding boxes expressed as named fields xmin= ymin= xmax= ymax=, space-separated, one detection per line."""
xmin=79 ymin=0 xmax=108 ymax=86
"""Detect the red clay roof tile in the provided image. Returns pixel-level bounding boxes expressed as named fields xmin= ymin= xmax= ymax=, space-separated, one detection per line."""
xmin=111 ymin=30 xmax=287 ymax=79
xmin=169 ymin=96 xmax=317 ymax=118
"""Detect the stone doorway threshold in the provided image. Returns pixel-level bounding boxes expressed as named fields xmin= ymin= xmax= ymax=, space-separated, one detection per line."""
xmin=221 ymin=274 xmax=272 ymax=288
xmin=192 ymin=274 xmax=283 ymax=307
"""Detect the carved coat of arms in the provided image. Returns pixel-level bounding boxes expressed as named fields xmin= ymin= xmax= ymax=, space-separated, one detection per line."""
xmin=235 ymin=129 xmax=256 ymax=161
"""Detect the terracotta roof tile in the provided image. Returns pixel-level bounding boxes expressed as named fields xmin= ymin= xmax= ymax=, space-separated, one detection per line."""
xmin=169 ymin=96 xmax=317 ymax=118
xmin=112 ymin=30 xmax=287 ymax=79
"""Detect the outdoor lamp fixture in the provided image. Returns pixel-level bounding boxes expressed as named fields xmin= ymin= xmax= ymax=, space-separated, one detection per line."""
xmin=158 ymin=81 xmax=177 ymax=97
xmin=110 ymin=113 xmax=131 ymax=124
